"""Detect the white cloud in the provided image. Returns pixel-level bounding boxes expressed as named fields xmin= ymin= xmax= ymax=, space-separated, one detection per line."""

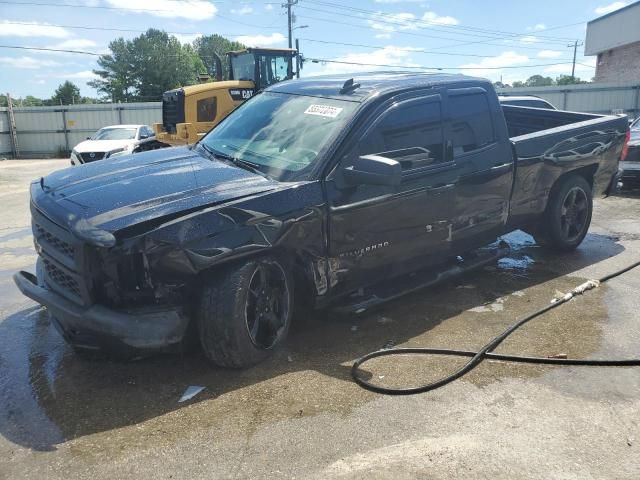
xmin=520 ymin=36 xmax=539 ymax=44
xmin=374 ymin=0 xmax=426 ymax=3
xmin=0 ymin=56 xmax=60 ymax=69
xmin=235 ymin=32 xmax=286 ymax=47
xmin=528 ymin=23 xmax=546 ymax=31
xmin=595 ymin=1 xmax=627 ymax=15
xmin=172 ymin=33 xmax=203 ymax=44
xmin=368 ymin=12 xmax=418 ymax=33
xmin=105 ymin=0 xmax=218 ymax=20
xmin=307 ymin=46 xmax=421 ymax=76
xmin=537 ymin=50 xmax=562 ymax=58
xmin=0 ymin=21 xmax=71 ymax=38
xmin=375 ymin=33 xmax=392 ymax=39
xmin=422 ymin=11 xmax=459 ymax=26
xmin=59 ymin=70 xmax=100 ymax=80
xmin=459 ymin=51 xmax=530 ymax=76
xmin=231 ymin=6 xmax=253 ymax=15
xmin=49 ymin=39 xmax=97 ymax=50
xmin=264 ymin=4 xmax=273 ymax=10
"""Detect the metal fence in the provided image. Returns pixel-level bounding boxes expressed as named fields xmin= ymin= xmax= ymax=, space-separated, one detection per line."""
xmin=496 ymin=81 xmax=640 ymax=119
xmin=0 ymin=102 xmax=161 ymax=158
xmin=1 ymin=81 xmax=639 ymax=158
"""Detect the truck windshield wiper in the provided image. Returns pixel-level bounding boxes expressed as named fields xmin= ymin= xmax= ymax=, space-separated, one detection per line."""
xmin=199 ymin=143 xmax=270 ymax=179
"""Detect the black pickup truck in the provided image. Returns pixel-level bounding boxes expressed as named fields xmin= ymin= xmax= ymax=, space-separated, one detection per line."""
xmin=14 ymin=73 xmax=629 ymax=367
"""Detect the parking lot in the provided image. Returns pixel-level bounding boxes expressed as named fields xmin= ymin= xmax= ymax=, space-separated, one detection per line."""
xmin=0 ymin=159 xmax=639 ymax=479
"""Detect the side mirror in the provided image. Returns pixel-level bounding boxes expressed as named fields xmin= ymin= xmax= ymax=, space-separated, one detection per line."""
xmin=86 ymin=137 xmax=91 ymax=140
xmin=342 ymin=154 xmax=401 ymax=187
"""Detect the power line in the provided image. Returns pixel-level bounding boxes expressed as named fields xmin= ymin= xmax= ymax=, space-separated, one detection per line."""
xmin=300 ymin=38 xmax=576 ymax=61
xmin=306 ymin=57 xmax=595 ymax=71
xmin=296 ymin=3 xmax=573 ymax=46
xmin=296 ymin=13 xmax=570 ymax=52
xmin=0 ymin=44 xmax=101 ymax=55
xmin=0 ymin=1 xmax=281 ymax=29
xmin=302 ymin=0 xmax=578 ymax=42
xmin=0 ymin=20 xmax=258 ymax=37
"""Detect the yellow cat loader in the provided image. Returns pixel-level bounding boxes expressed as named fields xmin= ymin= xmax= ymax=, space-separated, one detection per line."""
xmin=153 ymin=47 xmax=298 ymax=145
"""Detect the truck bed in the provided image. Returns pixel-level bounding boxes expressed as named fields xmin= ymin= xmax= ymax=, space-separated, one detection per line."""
xmin=503 ymin=105 xmax=628 ymax=224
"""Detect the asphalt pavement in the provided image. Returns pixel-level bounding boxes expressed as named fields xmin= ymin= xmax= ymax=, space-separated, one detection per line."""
xmin=0 ymin=159 xmax=639 ymax=479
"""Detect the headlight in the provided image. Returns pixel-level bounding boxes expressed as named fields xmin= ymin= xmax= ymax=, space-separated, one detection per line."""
xmin=107 ymin=147 xmax=127 ymax=158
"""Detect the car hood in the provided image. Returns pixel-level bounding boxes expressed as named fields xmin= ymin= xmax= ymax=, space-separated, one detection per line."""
xmin=74 ymin=139 xmax=135 ymax=153
xmin=33 ymin=146 xmax=279 ymax=238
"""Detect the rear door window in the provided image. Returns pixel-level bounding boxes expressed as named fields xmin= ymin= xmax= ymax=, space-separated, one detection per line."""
xmin=360 ymin=96 xmax=444 ymax=172
xmin=449 ymin=91 xmax=495 ymax=157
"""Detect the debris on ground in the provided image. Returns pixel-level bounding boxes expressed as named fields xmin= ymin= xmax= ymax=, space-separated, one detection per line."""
xmin=351 ymin=325 xmax=358 ymax=332
xmin=178 ymin=385 xmax=206 ymax=403
xmin=377 ymin=316 xmax=393 ymax=324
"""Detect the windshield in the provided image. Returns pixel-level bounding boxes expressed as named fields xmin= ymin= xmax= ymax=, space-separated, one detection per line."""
xmin=200 ymin=92 xmax=359 ymax=181
xmin=231 ymin=53 xmax=256 ymax=82
xmin=92 ymin=127 xmax=137 ymax=140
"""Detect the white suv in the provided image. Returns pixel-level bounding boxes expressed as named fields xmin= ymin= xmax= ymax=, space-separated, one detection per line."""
xmin=70 ymin=125 xmax=157 ymax=165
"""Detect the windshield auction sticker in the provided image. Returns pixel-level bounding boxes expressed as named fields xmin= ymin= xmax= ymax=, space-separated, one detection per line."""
xmin=304 ymin=104 xmax=343 ymax=118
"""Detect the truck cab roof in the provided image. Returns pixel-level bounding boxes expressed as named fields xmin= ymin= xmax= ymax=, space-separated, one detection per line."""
xmin=267 ymin=71 xmax=489 ymax=101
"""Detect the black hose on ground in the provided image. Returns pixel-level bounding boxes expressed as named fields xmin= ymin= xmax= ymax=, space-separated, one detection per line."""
xmin=351 ymin=260 xmax=640 ymax=395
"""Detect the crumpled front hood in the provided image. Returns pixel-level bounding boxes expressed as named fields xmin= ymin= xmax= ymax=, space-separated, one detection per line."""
xmin=33 ymin=146 xmax=278 ymax=236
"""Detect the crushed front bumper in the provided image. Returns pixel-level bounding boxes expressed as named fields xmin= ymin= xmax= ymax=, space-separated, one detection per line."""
xmin=13 ymin=270 xmax=190 ymax=351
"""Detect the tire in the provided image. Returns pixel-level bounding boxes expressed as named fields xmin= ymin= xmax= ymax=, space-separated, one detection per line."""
xmin=197 ymin=256 xmax=293 ymax=368
xmin=534 ymin=175 xmax=593 ymax=252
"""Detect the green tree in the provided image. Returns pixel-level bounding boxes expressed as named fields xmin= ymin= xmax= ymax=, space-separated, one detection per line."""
xmin=23 ymin=95 xmax=44 ymax=106
xmin=89 ymin=38 xmax=136 ymax=102
xmin=193 ymin=34 xmax=245 ymax=80
xmin=51 ymin=81 xmax=81 ymax=105
xmin=0 ymin=94 xmax=7 ymax=107
xmin=555 ymin=74 xmax=589 ymax=85
xmin=90 ymin=29 xmax=206 ymax=102
xmin=524 ymin=75 xmax=554 ymax=87
xmin=512 ymin=81 xmax=525 ymax=88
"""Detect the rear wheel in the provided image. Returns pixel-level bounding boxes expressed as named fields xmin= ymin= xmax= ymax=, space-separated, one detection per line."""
xmin=534 ymin=175 xmax=592 ymax=251
xmin=197 ymin=257 xmax=293 ymax=368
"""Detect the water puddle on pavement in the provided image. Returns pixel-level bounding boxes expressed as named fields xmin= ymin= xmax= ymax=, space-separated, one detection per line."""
xmin=0 ymin=230 xmax=623 ymax=458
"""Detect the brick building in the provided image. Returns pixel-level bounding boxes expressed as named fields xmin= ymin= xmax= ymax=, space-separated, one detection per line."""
xmin=585 ymin=1 xmax=640 ymax=83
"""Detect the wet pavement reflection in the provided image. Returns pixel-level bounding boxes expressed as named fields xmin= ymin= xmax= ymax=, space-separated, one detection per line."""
xmin=0 ymin=225 xmax=626 ymax=454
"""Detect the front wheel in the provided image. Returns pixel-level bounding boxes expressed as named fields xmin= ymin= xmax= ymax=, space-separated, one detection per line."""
xmin=197 ymin=257 xmax=293 ymax=368
xmin=534 ymin=175 xmax=593 ymax=252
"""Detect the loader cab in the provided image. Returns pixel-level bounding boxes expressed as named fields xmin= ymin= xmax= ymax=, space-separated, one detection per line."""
xmin=228 ymin=48 xmax=297 ymax=91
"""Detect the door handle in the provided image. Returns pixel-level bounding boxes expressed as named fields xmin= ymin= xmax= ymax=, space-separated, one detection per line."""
xmin=427 ymin=183 xmax=454 ymax=193
xmin=490 ymin=162 xmax=512 ymax=171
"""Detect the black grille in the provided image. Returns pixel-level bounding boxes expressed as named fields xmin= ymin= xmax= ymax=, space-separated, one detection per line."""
xmin=162 ymin=88 xmax=185 ymax=134
xmin=43 ymin=258 xmax=82 ymax=298
xmin=80 ymin=152 xmax=106 ymax=163
xmin=32 ymin=209 xmax=91 ymax=305
xmin=35 ymin=223 xmax=74 ymax=259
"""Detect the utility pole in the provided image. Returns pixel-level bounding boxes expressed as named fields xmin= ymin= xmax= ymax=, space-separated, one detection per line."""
xmin=6 ymin=93 xmax=20 ymax=159
xmin=283 ymin=0 xmax=299 ymax=49
xmin=569 ymin=40 xmax=584 ymax=82
xmin=295 ymin=38 xmax=300 ymax=78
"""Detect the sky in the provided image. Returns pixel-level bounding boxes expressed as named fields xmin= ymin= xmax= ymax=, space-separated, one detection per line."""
xmin=0 ymin=0 xmax=634 ymax=99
